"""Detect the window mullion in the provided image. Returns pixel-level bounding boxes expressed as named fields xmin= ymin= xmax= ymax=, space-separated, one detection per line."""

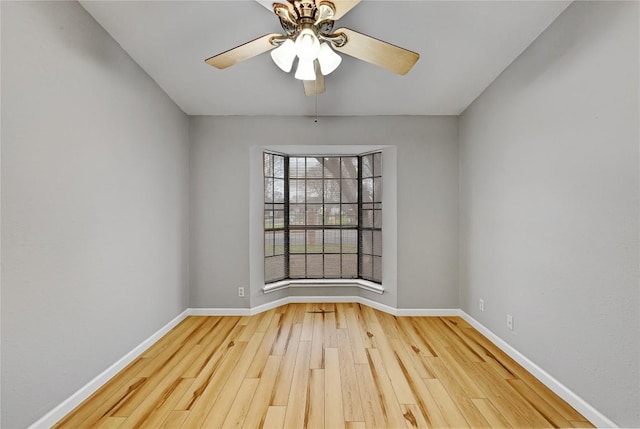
xmin=357 ymin=155 xmax=363 ymax=280
xmin=321 ymin=157 xmax=325 ymax=279
xmin=339 ymin=156 xmax=343 ymax=278
xmin=284 ymin=155 xmax=290 ymax=279
xmin=304 ymin=158 xmax=308 ymax=277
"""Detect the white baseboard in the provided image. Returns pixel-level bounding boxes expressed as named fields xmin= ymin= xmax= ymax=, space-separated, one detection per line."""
xmin=396 ymin=308 xmax=462 ymax=317
xmin=460 ymin=312 xmax=617 ymax=428
xmin=29 ymin=303 xmax=615 ymax=429
xmin=189 ymin=296 xmax=459 ymax=317
xmin=188 ymin=307 xmax=252 ymax=316
xmin=27 ymin=309 xmax=190 ymax=429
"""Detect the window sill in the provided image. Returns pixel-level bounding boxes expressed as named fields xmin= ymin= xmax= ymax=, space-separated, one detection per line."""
xmin=263 ymin=279 xmax=384 ymax=295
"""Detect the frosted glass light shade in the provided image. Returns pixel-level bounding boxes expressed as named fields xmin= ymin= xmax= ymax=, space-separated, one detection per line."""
xmin=271 ymin=39 xmax=296 ymax=72
xmin=317 ymin=43 xmax=342 ymax=75
xmin=295 ymin=58 xmax=316 ymax=80
xmin=295 ymin=28 xmax=321 ymax=61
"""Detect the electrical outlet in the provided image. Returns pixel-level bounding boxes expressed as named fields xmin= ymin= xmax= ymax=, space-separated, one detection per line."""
xmin=507 ymin=314 xmax=513 ymax=330
xmin=479 ymin=299 xmax=484 ymax=312
xmin=238 ymin=287 xmax=245 ymax=297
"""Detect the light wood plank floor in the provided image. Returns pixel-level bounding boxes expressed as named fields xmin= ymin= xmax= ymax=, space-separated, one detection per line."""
xmin=55 ymin=303 xmax=594 ymax=428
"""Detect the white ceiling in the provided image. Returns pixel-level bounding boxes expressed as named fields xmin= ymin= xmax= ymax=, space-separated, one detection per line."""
xmin=79 ymin=0 xmax=571 ymax=116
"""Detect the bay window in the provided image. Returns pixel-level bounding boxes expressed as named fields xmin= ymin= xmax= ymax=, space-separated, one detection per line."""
xmin=264 ymin=151 xmax=382 ymax=284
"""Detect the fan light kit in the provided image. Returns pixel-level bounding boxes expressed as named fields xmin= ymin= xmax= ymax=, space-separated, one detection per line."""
xmin=205 ymin=0 xmax=420 ymax=96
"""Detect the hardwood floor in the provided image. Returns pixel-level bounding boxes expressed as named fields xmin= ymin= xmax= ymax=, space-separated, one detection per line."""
xmin=54 ymin=303 xmax=594 ymax=428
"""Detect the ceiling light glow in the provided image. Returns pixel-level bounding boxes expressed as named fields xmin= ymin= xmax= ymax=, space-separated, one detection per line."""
xmin=295 ymin=28 xmax=321 ymax=62
xmin=317 ymin=43 xmax=341 ymax=75
xmin=272 ymin=27 xmax=342 ymax=82
xmin=295 ymin=58 xmax=316 ymax=80
xmin=271 ymin=39 xmax=297 ymax=72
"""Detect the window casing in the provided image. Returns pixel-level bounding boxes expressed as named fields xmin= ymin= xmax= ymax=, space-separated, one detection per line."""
xmin=264 ymin=152 xmax=382 ymax=284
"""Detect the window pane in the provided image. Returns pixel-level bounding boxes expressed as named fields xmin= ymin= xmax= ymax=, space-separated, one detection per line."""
xmin=361 ymin=254 xmax=373 ymax=279
xmin=341 ymin=157 xmax=358 ymax=179
xmin=275 ymin=230 xmax=285 ymax=255
xmin=265 ymin=255 xmax=285 ymax=283
xmin=307 ymin=255 xmax=323 ymax=277
xmin=324 ymin=204 xmax=340 ymax=225
xmin=324 ymin=230 xmax=340 ymax=253
xmin=362 ymin=230 xmax=373 ymax=255
xmin=264 ymin=178 xmax=273 ymax=202
xmin=324 ymin=157 xmax=340 ymax=178
xmin=290 ymin=157 xmax=305 ymax=178
xmin=342 ymin=230 xmax=357 ymax=253
xmin=362 ymin=210 xmax=373 ymax=228
xmin=373 ymin=152 xmax=382 ymax=176
xmin=324 ymin=254 xmax=341 ymax=278
xmin=324 ymin=179 xmax=340 ymax=203
xmin=264 ymin=231 xmax=274 ymax=256
xmin=341 ymin=179 xmax=358 ymax=203
xmin=290 ymin=179 xmax=305 ymax=203
xmin=290 ymin=255 xmax=305 ymax=278
xmin=274 ymin=155 xmax=285 ymax=178
xmin=374 ymin=209 xmax=382 ymax=228
xmin=290 ymin=204 xmax=305 ymax=225
xmin=362 ymin=154 xmax=373 ymax=178
xmin=373 ymin=256 xmax=382 ymax=282
xmin=362 ymin=178 xmax=373 ymax=203
xmin=274 ymin=210 xmax=284 ymax=229
xmin=306 ymin=230 xmax=323 ymax=253
xmin=290 ymin=230 xmax=305 ymax=253
xmin=342 ymin=204 xmax=358 ymax=226
xmin=274 ymin=179 xmax=285 ymax=203
xmin=373 ymin=178 xmax=382 ymax=203
xmin=306 ymin=204 xmax=323 ymax=226
xmin=306 ymin=157 xmax=323 ymax=177
xmin=373 ymin=230 xmax=382 ymax=256
xmin=306 ymin=180 xmax=323 ymax=203
xmin=264 ymin=210 xmax=274 ymax=229
xmin=264 ymin=153 xmax=273 ymax=177
xmin=342 ymin=254 xmax=358 ymax=278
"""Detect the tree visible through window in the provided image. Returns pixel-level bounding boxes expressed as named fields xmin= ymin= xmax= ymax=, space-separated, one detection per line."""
xmin=264 ymin=152 xmax=382 ymax=284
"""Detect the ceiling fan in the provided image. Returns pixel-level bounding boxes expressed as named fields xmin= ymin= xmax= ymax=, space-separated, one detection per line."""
xmin=204 ymin=0 xmax=420 ymax=96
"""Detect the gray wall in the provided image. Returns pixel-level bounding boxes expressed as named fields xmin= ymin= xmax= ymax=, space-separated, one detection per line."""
xmin=189 ymin=116 xmax=459 ymax=310
xmin=1 ymin=2 xmax=190 ymax=427
xmin=4 ymin=0 xmax=636 ymax=427
xmin=459 ymin=2 xmax=639 ymax=427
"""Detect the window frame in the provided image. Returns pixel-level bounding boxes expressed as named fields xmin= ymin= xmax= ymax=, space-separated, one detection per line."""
xmin=359 ymin=152 xmax=383 ymax=283
xmin=263 ymin=152 xmax=383 ymax=285
xmin=263 ymin=152 xmax=288 ymax=284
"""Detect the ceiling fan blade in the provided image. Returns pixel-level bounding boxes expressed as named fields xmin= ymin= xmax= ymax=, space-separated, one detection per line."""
xmin=256 ymin=0 xmax=297 ymax=17
xmin=332 ymin=27 xmax=419 ymax=75
xmin=255 ymin=0 xmax=275 ymax=11
xmin=303 ymin=61 xmax=326 ymax=96
xmin=205 ymin=33 xmax=281 ymax=69
xmin=328 ymin=0 xmax=361 ymax=20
